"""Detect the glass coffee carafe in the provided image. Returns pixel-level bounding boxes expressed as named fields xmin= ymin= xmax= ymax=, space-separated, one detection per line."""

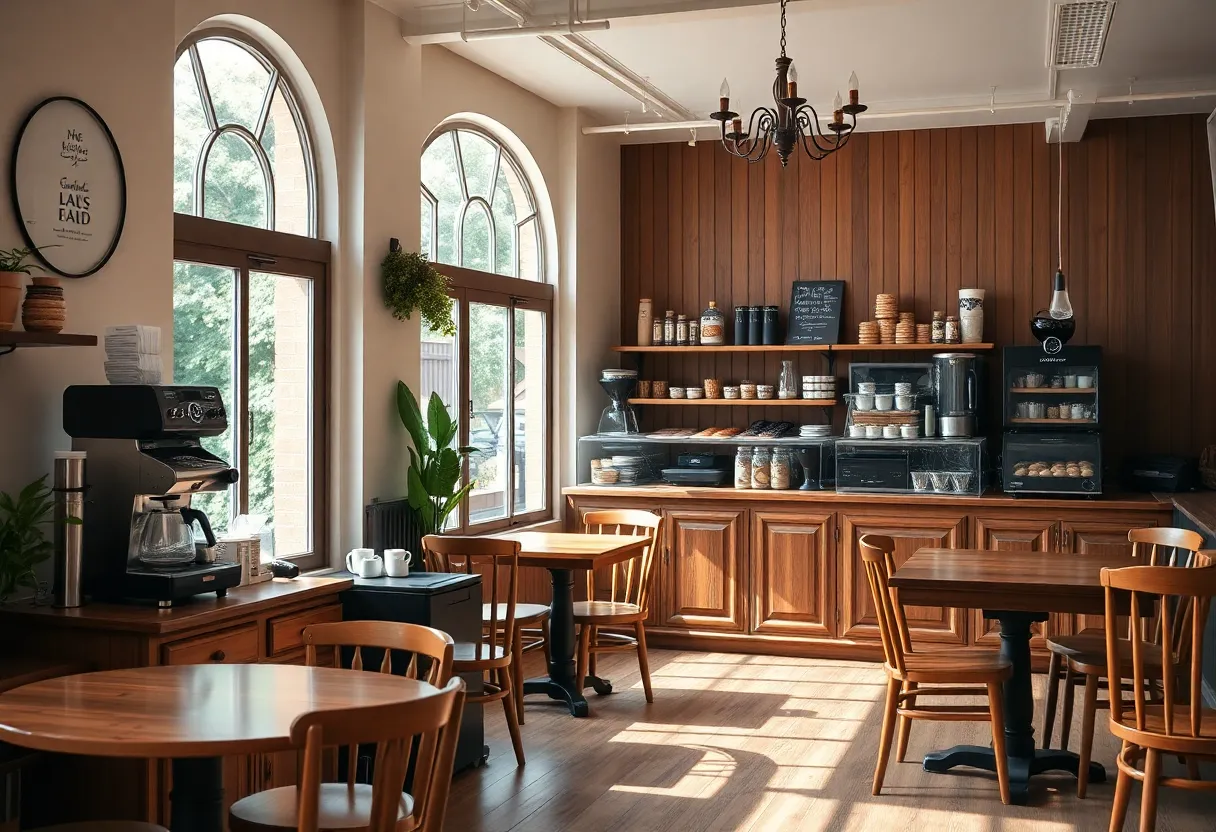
xmin=598 ymin=377 xmax=640 ymax=435
xmin=136 ymin=497 xmax=217 ymax=567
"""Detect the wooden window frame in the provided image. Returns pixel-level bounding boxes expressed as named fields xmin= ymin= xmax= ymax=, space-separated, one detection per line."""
xmin=174 ymin=212 xmax=332 ymax=569
xmin=435 ymin=263 xmax=554 ymax=534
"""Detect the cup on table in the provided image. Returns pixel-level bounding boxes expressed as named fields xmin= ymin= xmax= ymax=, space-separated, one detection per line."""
xmin=636 ymin=380 xmax=652 ymax=398
xmin=652 ymin=380 xmax=668 ymax=398
xmin=383 ymin=549 xmax=410 ymax=577
xmin=1064 ymin=375 xmax=1077 ymax=388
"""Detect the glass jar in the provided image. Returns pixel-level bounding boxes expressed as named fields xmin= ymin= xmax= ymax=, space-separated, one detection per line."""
xmin=734 ymin=446 xmax=752 ymax=489
xmin=778 ymin=360 xmax=798 ymax=399
xmin=689 ymin=318 xmax=700 ymax=345
xmin=945 ymin=315 xmax=961 ymax=344
xmin=771 ymin=448 xmax=791 ymax=490
xmin=637 ymin=298 xmax=653 ymax=346
xmin=931 ymin=310 xmax=946 ymax=344
xmin=676 ymin=314 xmax=689 ymax=346
xmin=652 ymin=318 xmax=664 ymax=346
xmin=751 ymin=447 xmax=771 ymax=490
xmin=663 ymin=310 xmax=676 ymax=346
xmin=700 ymin=301 xmax=726 ymax=345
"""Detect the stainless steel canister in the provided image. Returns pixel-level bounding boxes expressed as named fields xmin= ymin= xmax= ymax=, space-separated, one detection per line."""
xmin=53 ymin=450 xmax=87 ymax=608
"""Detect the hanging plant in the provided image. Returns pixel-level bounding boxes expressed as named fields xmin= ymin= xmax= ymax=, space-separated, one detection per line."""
xmin=381 ymin=240 xmax=456 ymax=337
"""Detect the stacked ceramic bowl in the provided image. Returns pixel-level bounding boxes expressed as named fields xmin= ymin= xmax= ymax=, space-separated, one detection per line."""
xmin=611 ymin=455 xmax=645 ymax=484
xmin=802 ymin=376 xmax=837 ymax=401
xmin=799 ymin=424 xmax=833 ymax=439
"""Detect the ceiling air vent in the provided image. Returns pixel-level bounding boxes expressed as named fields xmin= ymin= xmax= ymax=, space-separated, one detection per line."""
xmin=1047 ymin=1 xmax=1116 ymax=69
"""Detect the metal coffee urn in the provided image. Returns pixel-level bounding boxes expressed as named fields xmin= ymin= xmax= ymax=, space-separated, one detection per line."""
xmin=932 ymin=353 xmax=979 ymax=438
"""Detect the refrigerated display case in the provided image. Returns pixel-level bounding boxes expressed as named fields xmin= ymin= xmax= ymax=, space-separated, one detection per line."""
xmin=1002 ymin=433 xmax=1102 ymax=495
xmin=1002 ymin=345 xmax=1101 ymax=430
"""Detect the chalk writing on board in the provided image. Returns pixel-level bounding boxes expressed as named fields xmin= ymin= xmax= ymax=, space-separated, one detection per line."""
xmin=786 ymin=280 xmax=845 ymax=345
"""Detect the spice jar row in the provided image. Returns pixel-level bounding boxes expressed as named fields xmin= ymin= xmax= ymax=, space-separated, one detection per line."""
xmin=734 ymin=446 xmax=793 ymax=490
xmin=637 ymin=299 xmax=782 ymax=346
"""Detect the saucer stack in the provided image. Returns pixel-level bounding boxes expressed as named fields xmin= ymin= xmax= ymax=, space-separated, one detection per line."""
xmin=104 ymin=325 xmax=163 ymax=384
xmin=21 ymin=277 xmax=66 ymax=333
xmin=799 ymin=424 xmax=833 ymax=438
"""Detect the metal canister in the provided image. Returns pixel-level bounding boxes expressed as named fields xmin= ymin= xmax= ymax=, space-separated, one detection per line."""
xmin=676 ymin=314 xmax=689 ymax=346
xmin=762 ymin=306 xmax=780 ymax=345
xmin=53 ymin=450 xmax=87 ymax=608
xmin=688 ymin=318 xmax=700 ymax=346
xmin=748 ymin=306 xmax=763 ymax=345
xmin=733 ymin=307 xmax=748 ymax=345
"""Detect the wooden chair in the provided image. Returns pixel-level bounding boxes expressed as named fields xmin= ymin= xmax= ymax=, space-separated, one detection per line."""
xmin=1040 ymin=527 xmax=1204 ymax=797
xmin=1102 ymin=553 xmax=1216 ymax=832
xmin=229 ymin=621 xmax=456 ymax=831
xmin=422 ymin=535 xmax=525 ymax=767
xmin=859 ymin=534 xmax=1013 ymax=804
xmin=572 ymin=510 xmax=664 ymax=703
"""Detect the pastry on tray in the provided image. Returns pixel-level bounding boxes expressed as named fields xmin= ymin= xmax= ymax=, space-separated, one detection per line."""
xmin=713 ymin=427 xmax=743 ymax=437
xmin=693 ymin=427 xmax=721 ymax=437
xmin=647 ymin=428 xmax=695 ymax=438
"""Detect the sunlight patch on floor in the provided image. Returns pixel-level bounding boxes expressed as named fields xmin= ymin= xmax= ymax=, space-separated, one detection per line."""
xmin=608 ymin=745 xmax=737 ymax=799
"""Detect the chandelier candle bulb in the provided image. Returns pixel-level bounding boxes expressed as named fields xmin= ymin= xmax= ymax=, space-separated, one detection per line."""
xmin=832 ymin=91 xmax=843 ymax=124
xmin=787 ymin=62 xmax=798 ymax=99
xmin=849 ymin=71 xmax=859 ymax=106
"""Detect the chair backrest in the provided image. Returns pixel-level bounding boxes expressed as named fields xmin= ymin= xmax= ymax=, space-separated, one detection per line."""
xmin=1102 ymin=556 xmax=1216 ymax=744
xmin=582 ymin=509 xmax=664 ymax=610
xmin=422 ymin=535 xmax=520 ymax=656
xmin=293 ymin=677 xmax=466 ymax=832
xmin=859 ymin=534 xmax=911 ymax=675
xmin=1129 ymin=527 xmax=1204 ymax=566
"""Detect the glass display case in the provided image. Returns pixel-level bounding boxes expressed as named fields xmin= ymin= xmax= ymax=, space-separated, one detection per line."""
xmin=1002 ymin=345 xmax=1101 ymax=429
xmin=1002 ymin=433 xmax=1102 ymax=495
xmin=835 ymin=438 xmax=987 ymax=496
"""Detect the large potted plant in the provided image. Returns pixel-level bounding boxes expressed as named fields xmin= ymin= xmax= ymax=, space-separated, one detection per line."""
xmin=396 ymin=381 xmax=476 ymax=543
xmin=0 ymin=475 xmax=69 ymax=603
xmin=0 ymin=246 xmax=47 ymax=332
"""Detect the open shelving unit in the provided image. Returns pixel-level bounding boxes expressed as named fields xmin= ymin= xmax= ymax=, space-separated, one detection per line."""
xmin=0 ymin=331 xmax=97 ymax=356
xmin=629 ymin=397 xmax=837 ymax=407
xmin=612 ymin=343 xmax=995 ymax=354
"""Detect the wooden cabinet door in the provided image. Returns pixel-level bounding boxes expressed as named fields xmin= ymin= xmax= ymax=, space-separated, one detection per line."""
xmin=750 ymin=511 xmax=835 ymax=639
xmin=662 ymin=508 xmax=746 ymax=632
xmin=840 ymin=513 xmax=969 ymax=646
xmin=1061 ymin=518 xmax=1157 ymax=632
xmin=969 ymin=518 xmax=1058 ymax=648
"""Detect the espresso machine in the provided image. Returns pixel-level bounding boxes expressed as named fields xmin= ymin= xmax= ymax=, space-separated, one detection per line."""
xmin=63 ymin=385 xmax=243 ymax=606
xmin=932 ymin=353 xmax=980 ymax=437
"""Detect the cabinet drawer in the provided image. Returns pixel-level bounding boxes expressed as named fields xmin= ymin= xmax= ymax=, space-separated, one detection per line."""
xmin=267 ymin=604 xmax=342 ymax=657
xmin=162 ymin=624 xmax=259 ymax=666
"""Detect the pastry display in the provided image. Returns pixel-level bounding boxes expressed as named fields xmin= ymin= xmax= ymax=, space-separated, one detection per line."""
xmin=1011 ymin=460 xmax=1096 ymax=479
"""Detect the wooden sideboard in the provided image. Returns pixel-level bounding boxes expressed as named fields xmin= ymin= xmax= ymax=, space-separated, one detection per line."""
xmin=560 ymin=487 xmax=1173 ymax=665
xmin=0 ymin=576 xmax=351 ymax=827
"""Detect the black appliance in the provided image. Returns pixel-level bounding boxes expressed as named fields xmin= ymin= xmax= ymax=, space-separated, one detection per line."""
xmin=1121 ymin=456 xmax=1197 ymax=493
xmin=1001 ymin=345 xmax=1103 ymax=496
xmin=340 ymin=571 xmax=486 ymax=772
xmin=794 ymin=440 xmax=836 ymax=490
xmin=63 ymin=385 xmax=242 ymax=605
xmin=836 ymin=448 xmax=909 ymax=492
xmin=661 ymin=468 xmax=730 ymax=486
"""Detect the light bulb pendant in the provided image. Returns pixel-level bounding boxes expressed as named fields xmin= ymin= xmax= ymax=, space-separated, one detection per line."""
xmin=787 ymin=62 xmax=798 ymax=84
xmin=720 ymin=77 xmax=730 ymax=98
xmin=848 ymin=71 xmax=859 ymax=92
xmin=832 ymin=91 xmax=843 ymax=110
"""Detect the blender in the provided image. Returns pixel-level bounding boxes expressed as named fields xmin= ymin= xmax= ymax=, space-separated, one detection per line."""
xmin=598 ymin=369 xmax=640 ymax=435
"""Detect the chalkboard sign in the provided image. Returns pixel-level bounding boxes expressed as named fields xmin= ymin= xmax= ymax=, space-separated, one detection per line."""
xmin=786 ymin=280 xmax=845 ymax=345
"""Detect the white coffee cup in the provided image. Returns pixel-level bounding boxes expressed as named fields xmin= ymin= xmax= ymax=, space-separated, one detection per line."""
xmin=383 ymin=549 xmax=411 ymax=577
xmin=1077 ymin=375 xmax=1094 ymax=389
xmin=346 ymin=548 xmax=384 ymax=578
xmin=1064 ymin=374 xmax=1077 ymax=388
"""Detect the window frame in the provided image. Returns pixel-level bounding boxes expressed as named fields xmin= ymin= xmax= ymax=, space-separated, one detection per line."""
xmin=175 ymin=29 xmax=318 ymax=237
xmin=173 ymin=213 xmax=331 ymax=570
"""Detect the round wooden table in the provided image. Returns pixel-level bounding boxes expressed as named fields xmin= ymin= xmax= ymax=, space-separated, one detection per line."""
xmin=0 ymin=663 xmax=437 ymax=832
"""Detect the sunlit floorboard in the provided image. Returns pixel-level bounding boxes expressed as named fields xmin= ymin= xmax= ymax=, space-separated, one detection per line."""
xmin=445 ymin=649 xmax=1213 ymax=831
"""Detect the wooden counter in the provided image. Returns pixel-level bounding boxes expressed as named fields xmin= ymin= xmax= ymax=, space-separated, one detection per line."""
xmin=0 ymin=576 xmax=351 ymax=827
xmin=559 ymin=485 xmax=1173 ymax=665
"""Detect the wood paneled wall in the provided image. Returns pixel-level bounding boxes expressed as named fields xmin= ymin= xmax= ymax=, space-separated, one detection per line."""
xmin=619 ymin=115 xmax=1216 ymax=462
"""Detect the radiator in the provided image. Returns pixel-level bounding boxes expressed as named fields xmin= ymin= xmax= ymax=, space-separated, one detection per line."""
xmin=363 ymin=497 xmax=426 ymax=569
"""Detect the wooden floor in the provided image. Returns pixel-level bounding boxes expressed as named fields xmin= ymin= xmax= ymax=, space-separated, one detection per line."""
xmin=446 ymin=649 xmax=1214 ymax=831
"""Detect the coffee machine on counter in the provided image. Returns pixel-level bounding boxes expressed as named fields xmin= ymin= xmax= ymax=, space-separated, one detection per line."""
xmin=64 ymin=385 xmax=243 ymax=606
xmin=932 ymin=353 xmax=981 ymax=438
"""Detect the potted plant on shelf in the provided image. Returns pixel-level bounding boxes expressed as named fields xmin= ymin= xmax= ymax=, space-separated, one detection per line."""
xmin=0 ymin=247 xmax=48 ymax=332
xmin=0 ymin=475 xmax=75 ymax=604
xmin=381 ymin=240 xmax=457 ymax=337
xmin=396 ymin=381 xmax=477 ymax=556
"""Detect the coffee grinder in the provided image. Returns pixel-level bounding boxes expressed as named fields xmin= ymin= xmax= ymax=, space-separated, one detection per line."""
xmin=63 ymin=385 xmax=243 ymax=606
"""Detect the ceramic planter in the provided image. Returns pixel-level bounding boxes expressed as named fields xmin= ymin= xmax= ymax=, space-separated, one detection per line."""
xmin=0 ymin=272 xmax=22 ymax=332
xmin=959 ymin=288 xmax=985 ymax=343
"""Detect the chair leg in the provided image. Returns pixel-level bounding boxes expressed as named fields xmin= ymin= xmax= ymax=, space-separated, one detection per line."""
xmin=987 ymin=681 xmax=1012 ymax=805
xmin=872 ymin=676 xmax=900 ymax=796
xmin=1185 ymin=755 xmax=1201 ymax=781
xmin=1139 ymin=747 xmax=1161 ymax=832
xmin=1077 ymin=672 xmax=1100 ymax=798
xmin=576 ymin=624 xmax=591 ymax=690
xmin=588 ymin=626 xmax=599 ymax=679
xmin=513 ymin=626 xmax=526 ymax=725
xmin=498 ymin=666 xmax=526 ymax=767
xmin=896 ymin=681 xmax=916 ymax=763
xmin=1109 ymin=743 xmax=1133 ymax=832
xmin=1060 ymin=664 xmax=1076 ymax=750
xmin=635 ymin=621 xmax=654 ymax=703
xmin=541 ymin=616 xmax=552 ymax=666
xmin=1042 ymin=651 xmax=1061 ymax=749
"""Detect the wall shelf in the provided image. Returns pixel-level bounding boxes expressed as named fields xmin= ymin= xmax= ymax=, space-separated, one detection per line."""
xmin=1009 ymin=387 xmax=1097 ymax=394
xmin=1009 ymin=417 xmax=1096 ymax=425
xmin=0 ymin=331 xmax=97 ymax=355
xmin=612 ymin=343 xmax=994 ymax=354
xmin=629 ymin=398 xmax=837 ymax=407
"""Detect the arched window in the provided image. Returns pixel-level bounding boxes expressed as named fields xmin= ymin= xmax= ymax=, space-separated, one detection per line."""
xmin=421 ymin=127 xmax=542 ymax=281
xmin=174 ymin=35 xmax=315 ymax=236
xmin=419 ymin=123 xmax=553 ymax=532
xmin=172 ymin=31 xmax=329 ymax=569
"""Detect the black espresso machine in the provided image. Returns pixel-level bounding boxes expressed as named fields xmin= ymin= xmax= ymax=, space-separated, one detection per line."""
xmin=64 ymin=385 xmax=243 ymax=605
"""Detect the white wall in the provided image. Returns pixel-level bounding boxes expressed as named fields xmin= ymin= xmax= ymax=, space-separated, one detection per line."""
xmin=0 ymin=0 xmax=620 ymax=567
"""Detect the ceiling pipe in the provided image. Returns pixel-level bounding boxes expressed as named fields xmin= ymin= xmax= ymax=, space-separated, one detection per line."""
xmin=582 ymin=88 xmax=1216 ymax=135
xmin=462 ymin=0 xmax=610 ymax=41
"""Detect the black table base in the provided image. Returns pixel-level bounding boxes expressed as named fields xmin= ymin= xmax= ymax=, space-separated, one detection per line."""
xmin=523 ymin=566 xmax=612 ymax=718
xmin=170 ymin=756 xmax=224 ymax=832
xmin=918 ymin=610 xmax=1106 ymax=805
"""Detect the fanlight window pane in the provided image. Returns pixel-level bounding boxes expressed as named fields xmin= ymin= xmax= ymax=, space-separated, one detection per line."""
xmin=457 ymin=130 xmax=497 ymax=200
xmin=517 ymin=216 xmax=540 ymax=283
xmin=196 ymin=39 xmax=271 ymax=132
xmin=461 ymin=202 xmax=493 ymax=273
xmin=422 ymin=134 xmax=462 ymax=265
xmin=204 ymin=132 xmax=268 ymax=228
xmin=173 ymin=54 xmax=209 ymax=213
xmin=491 ymin=166 xmax=517 ymax=277
xmin=421 ymin=192 xmax=434 ymax=260
xmin=498 ymin=158 xmax=534 ymax=217
xmin=262 ymin=87 xmax=309 ymax=236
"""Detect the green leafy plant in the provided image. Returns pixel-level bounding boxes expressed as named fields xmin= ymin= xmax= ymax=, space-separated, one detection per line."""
xmin=0 ymin=246 xmax=54 ymax=275
xmin=0 ymin=476 xmax=75 ymax=603
xmin=382 ymin=244 xmax=456 ymax=337
xmin=396 ymin=381 xmax=476 ymax=535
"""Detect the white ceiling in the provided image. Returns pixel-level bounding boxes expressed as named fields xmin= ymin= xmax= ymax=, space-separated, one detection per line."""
xmin=378 ymin=0 xmax=1216 ymax=135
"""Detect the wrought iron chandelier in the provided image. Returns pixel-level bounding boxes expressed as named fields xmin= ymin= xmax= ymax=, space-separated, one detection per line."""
xmin=710 ymin=0 xmax=866 ymax=167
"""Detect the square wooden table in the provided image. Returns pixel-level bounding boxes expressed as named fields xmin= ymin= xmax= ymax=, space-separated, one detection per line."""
xmin=493 ymin=531 xmax=650 ymax=717
xmin=890 ymin=548 xmax=1136 ymax=804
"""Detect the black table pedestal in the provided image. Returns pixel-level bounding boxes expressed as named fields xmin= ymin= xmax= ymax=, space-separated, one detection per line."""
xmin=522 ymin=567 xmax=592 ymax=717
xmin=919 ymin=610 xmax=1105 ymax=805
xmin=170 ymin=756 xmax=224 ymax=832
